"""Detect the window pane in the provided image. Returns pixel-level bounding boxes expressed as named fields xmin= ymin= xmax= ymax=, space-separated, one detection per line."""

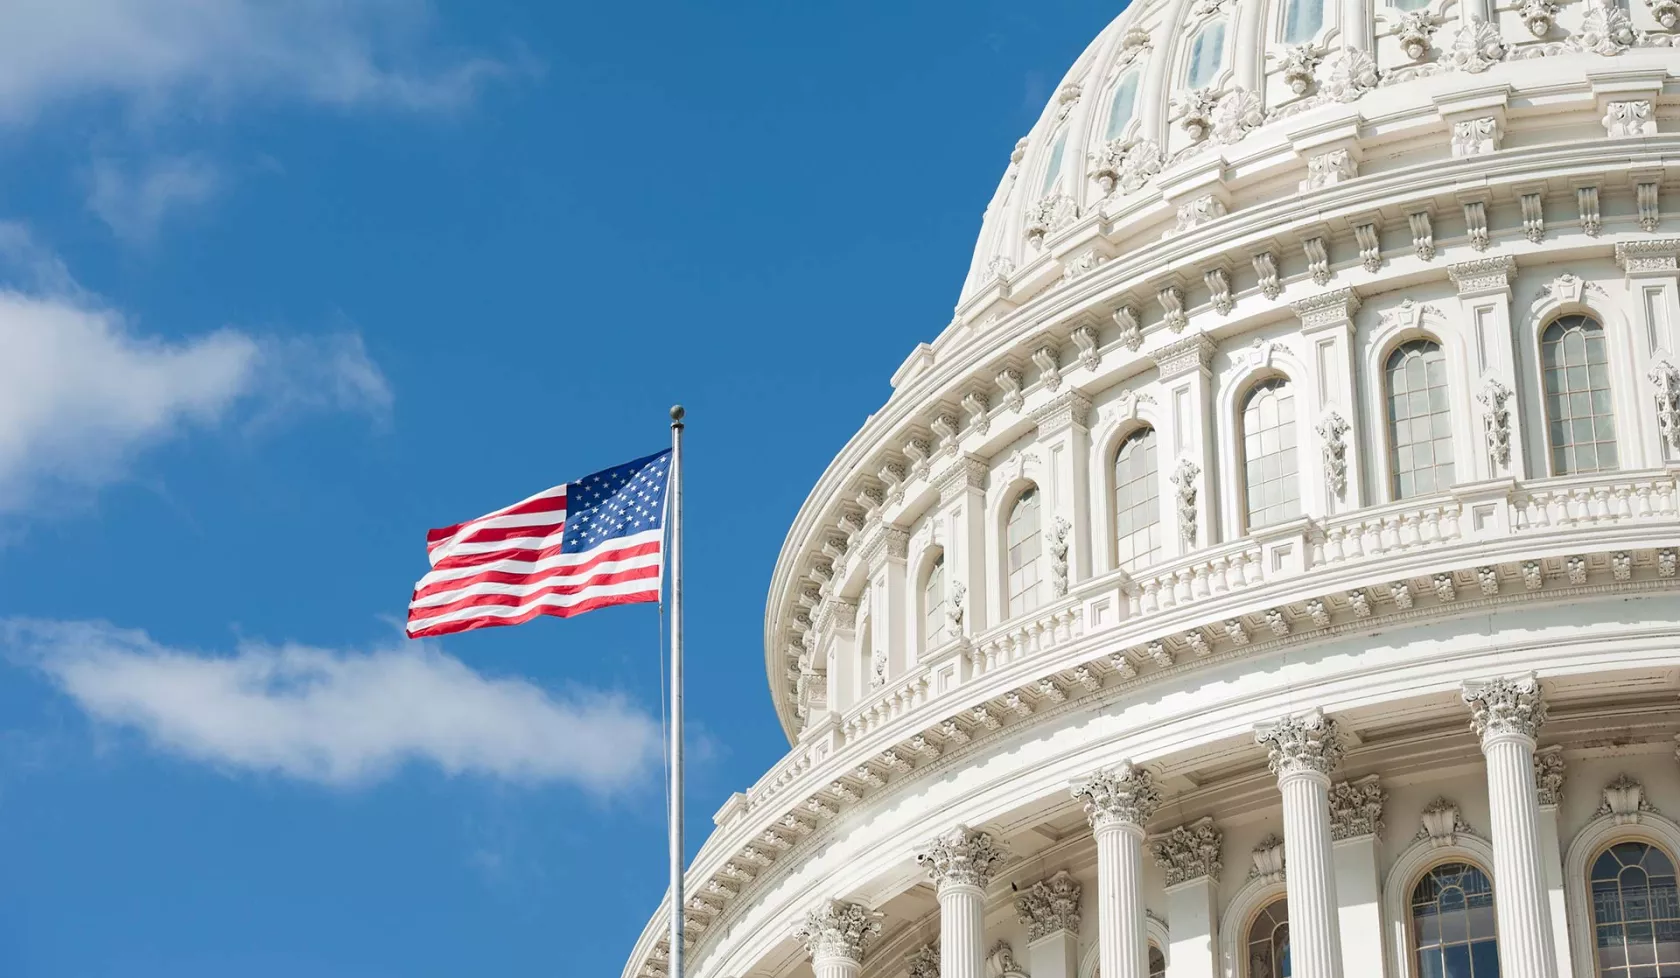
xmin=1242 ymin=378 xmax=1302 ymax=530
xmin=1114 ymin=427 xmax=1162 ymax=571
xmin=1284 ymin=0 xmax=1324 ymax=42
xmin=1007 ymin=487 xmax=1042 ymax=618
xmin=1040 ymin=131 xmax=1067 ymax=197
xmin=924 ymin=555 xmax=945 ymax=650
xmin=1592 ymin=842 xmax=1680 ymax=975
xmin=1541 ymin=315 xmax=1619 ymax=475
xmin=1386 ymin=340 xmax=1455 ymax=499
xmin=1107 ymin=72 xmax=1140 ymax=139
xmin=1186 ymin=21 xmax=1225 ymax=88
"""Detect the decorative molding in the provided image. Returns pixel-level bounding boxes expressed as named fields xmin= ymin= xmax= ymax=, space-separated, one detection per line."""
xmin=1301 ymin=148 xmax=1357 ymax=191
xmin=1046 ymin=516 xmax=1072 ymax=597
xmin=1113 ymin=304 xmax=1144 ymax=351
xmin=1205 ymin=266 xmax=1234 ymax=315
xmin=1213 ymin=88 xmax=1264 ymax=145
xmin=1450 ymin=116 xmax=1501 ymax=157
xmin=1445 ymin=15 xmax=1506 ymax=73
xmin=1417 ymin=798 xmax=1474 ymax=848
xmin=1579 ymin=186 xmax=1603 ymax=237
xmin=1520 ymin=0 xmax=1558 ymax=36
xmin=1447 ymin=255 xmax=1515 ymax=296
xmin=1072 ymin=325 xmax=1101 ymax=371
xmin=1603 ymin=99 xmax=1656 ymax=139
xmin=1292 ymin=288 xmax=1361 ymax=330
xmin=1032 ymin=346 xmax=1062 ymax=393
xmin=1618 ymin=240 xmax=1680 ymax=274
xmin=1172 ymin=195 xmax=1228 ymax=235
xmin=1174 ymin=88 xmax=1220 ymax=143
xmin=1171 ymin=458 xmax=1200 ymax=548
xmin=1329 ymin=775 xmax=1386 ymax=840
xmin=916 ymin=825 xmax=1008 ymax=890
xmin=1282 ymin=44 xmax=1320 ymax=95
xmin=987 ymin=941 xmax=1029 ymax=978
xmin=1462 ymin=672 xmax=1547 ymax=741
xmin=1520 ymin=192 xmax=1545 ymax=244
xmin=1395 ymin=10 xmax=1438 ymax=60
xmin=1575 ymin=0 xmax=1635 ymax=54
xmin=1534 ymin=745 xmax=1566 ymax=807
xmin=1072 ymin=759 xmax=1161 ymax=829
xmin=1303 ymin=234 xmax=1331 ymax=285
xmin=1250 ymin=834 xmax=1286 ymax=882
xmin=1354 ymin=221 xmax=1382 ymax=272
xmin=1152 ymin=332 xmax=1217 ymax=379
xmin=1151 ymin=816 xmax=1223 ymax=885
xmin=1024 ymin=194 xmax=1079 ymax=249
xmin=1409 ymin=211 xmax=1435 ymax=261
xmin=794 ymin=899 xmax=882 ymax=963
xmin=906 ymin=943 xmax=940 ymax=978
xmin=1650 ymin=359 xmax=1680 ymax=452
xmin=1649 ymin=0 xmax=1680 ymax=28
xmin=1157 ymin=283 xmax=1189 ymax=332
xmin=997 ymin=367 xmax=1025 ymax=413
xmin=1597 ymin=774 xmax=1660 ymax=824
xmin=1318 ymin=46 xmax=1379 ymax=102
xmin=1252 ymin=251 xmax=1282 ymax=298
xmin=1015 ymin=870 xmax=1083 ymax=940
xmin=1318 ymin=411 xmax=1350 ymax=499
xmin=1477 ymin=377 xmax=1514 ymax=468
xmin=1256 ymin=708 xmax=1345 ymax=778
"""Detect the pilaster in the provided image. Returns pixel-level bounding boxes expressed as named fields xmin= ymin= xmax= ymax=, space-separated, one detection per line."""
xmin=863 ymin=526 xmax=909 ymax=688
xmin=1328 ymin=776 xmax=1385 ymax=978
xmin=1617 ymin=240 xmax=1680 ymax=464
xmin=1534 ymin=746 xmax=1574 ymax=978
xmin=1033 ymin=392 xmax=1093 ymax=588
xmin=1150 ymin=332 xmax=1217 ymax=553
xmin=1151 ymin=817 xmax=1222 ymax=978
xmin=1447 ymin=256 xmax=1526 ymax=480
xmin=933 ymin=455 xmax=989 ymax=639
xmin=1291 ymin=289 xmax=1365 ymax=514
xmin=1017 ymin=871 xmax=1082 ymax=978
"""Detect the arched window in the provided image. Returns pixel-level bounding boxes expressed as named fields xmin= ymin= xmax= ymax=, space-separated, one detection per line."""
xmin=1282 ymin=0 xmax=1324 ymax=42
xmin=1411 ymin=862 xmax=1499 ymax=977
xmin=1589 ymin=840 xmax=1680 ymax=975
xmin=1542 ymin=314 xmax=1619 ymax=475
xmin=1241 ymin=378 xmax=1302 ymax=530
xmin=1106 ymin=70 xmax=1141 ymax=139
xmin=923 ymin=554 xmax=946 ymax=651
xmin=1006 ymin=486 xmax=1043 ymax=618
xmin=1040 ymin=130 xmax=1068 ymax=197
xmin=1391 ymin=0 xmax=1430 ymax=8
xmin=1246 ymin=898 xmax=1290 ymax=978
xmin=1386 ymin=340 xmax=1454 ymax=499
xmin=1114 ymin=427 xmax=1162 ymax=570
xmin=1185 ymin=21 xmax=1226 ymax=89
xmin=1149 ymin=945 xmax=1167 ymax=978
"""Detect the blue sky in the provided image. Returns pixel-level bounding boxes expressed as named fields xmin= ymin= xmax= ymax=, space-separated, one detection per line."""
xmin=0 ymin=3 xmax=1116 ymax=975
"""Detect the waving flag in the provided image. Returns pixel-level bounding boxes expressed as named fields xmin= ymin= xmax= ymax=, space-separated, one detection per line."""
xmin=406 ymin=450 xmax=673 ymax=638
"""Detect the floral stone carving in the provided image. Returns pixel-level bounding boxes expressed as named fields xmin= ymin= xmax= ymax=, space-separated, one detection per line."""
xmin=1015 ymin=870 xmax=1082 ymax=939
xmin=794 ymin=899 xmax=883 ymax=963
xmin=1462 ymin=673 xmax=1547 ymax=741
xmin=917 ymin=825 xmax=1008 ymax=890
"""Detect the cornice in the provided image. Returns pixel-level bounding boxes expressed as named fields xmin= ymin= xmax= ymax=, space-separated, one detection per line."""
xmin=1150 ymin=331 xmax=1217 ymax=380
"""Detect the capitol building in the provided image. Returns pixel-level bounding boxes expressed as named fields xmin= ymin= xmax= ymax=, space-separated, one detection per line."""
xmin=623 ymin=0 xmax=1680 ymax=974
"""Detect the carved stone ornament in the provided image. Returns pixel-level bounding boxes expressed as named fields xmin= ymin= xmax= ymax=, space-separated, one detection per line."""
xmin=869 ymin=646 xmax=887 ymax=689
xmin=1597 ymin=774 xmax=1660 ymax=825
xmin=1317 ymin=46 xmax=1380 ymax=102
xmin=1072 ymin=760 xmax=1162 ymax=829
xmin=1301 ymin=148 xmax=1357 ymax=191
xmin=1650 ymin=0 xmax=1680 ymax=29
xmin=1418 ymin=798 xmax=1474 ymax=848
xmin=1520 ymin=0 xmax=1559 ymax=36
xmin=1282 ymin=44 xmax=1321 ymax=95
xmin=1329 ymin=776 xmax=1387 ymax=840
xmin=1213 ymin=88 xmax=1264 ymax=144
xmin=946 ymin=579 xmax=966 ymax=637
xmin=997 ymin=367 xmax=1024 ymax=413
xmin=1171 ymin=457 xmax=1200 ymax=548
xmin=1250 ymin=835 xmax=1286 ymax=883
xmin=1575 ymin=0 xmax=1636 ymax=55
xmin=1477 ymin=378 xmax=1514 ymax=468
xmin=1024 ymin=193 xmax=1079 ymax=249
xmin=1088 ymin=138 xmax=1130 ymax=195
xmin=1158 ymin=284 xmax=1189 ymax=332
xmin=987 ymin=941 xmax=1029 ymax=978
xmin=1462 ymin=673 xmax=1547 ymax=742
xmin=1173 ymin=194 xmax=1228 ymax=234
xmin=906 ymin=943 xmax=940 ymax=978
xmin=1253 ymin=251 xmax=1282 ymax=299
xmin=1117 ymin=139 xmax=1165 ymax=194
xmin=1534 ymin=746 xmax=1566 ymax=807
xmin=1257 ymin=708 xmax=1345 ymax=779
xmin=917 ymin=825 xmax=1008 ymax=890
xmin=1452 ymin=116 xmax=1501 ymax=157
xmin=1113 ymin=305 xmax=1144 ymax=351
xmin=1395 ymin=10 xmax=1439 ymax=60
xmin=1649 ymin=360 xmax=1680 ymax=452
xmin=1174 ymin=87 xmax=1221 ymax=143
xmin=1446 ymin=15 xmax=1506 ymax=73
xmin=1046 ymin=516 xmax=1072 ymax=597
xmin=1015 ymin=870 xmax=1083 ymax=940
xmin=1317 ymin=411 xmax=1350 ymax=498
xmin=794 ymin=899 xmax=883 ymax=963
xmin=1151 ymin=816 xmax=1223 ymax=885
xmin=1603 ymin=99 xmax=1656 ymax=138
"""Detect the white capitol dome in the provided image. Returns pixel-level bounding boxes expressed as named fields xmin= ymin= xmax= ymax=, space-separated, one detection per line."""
xmin=626 ymin=0 xmax=1680 ymax=976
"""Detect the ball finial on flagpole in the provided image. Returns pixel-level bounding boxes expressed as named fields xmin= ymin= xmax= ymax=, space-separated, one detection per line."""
xmin=670 ymin=404 xmax=685 ymax=424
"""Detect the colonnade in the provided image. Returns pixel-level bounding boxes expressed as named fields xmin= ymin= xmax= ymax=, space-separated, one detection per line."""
xmin=794 ymin=675 xmax=1560 ymax=978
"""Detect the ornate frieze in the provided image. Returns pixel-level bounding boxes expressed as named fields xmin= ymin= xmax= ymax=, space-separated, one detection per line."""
xmin=1292 ymin=288 xmax=1361 ymax=330
xmin=1015 ymin=870 xmax=1082 ymax=939
xmin=794 ymin=899 xmax=883 ymax=963
xmin=1151 ymin=331 xmax=1216 ymax=379
xmin=1534 ymin=746 xmax=1566 ymax=807
xmin=1329 ymin=775 xmax=1387 ymax=840
xmin=1617 ymin=240 xmax=1680 ymax=274
xmin=1462 ymin=673 xmax=1548 ymax=741
xmin=1576 ymin=0 xmax=1635 ymax=54
xmin=1447 ymin=255 xmax=1515 ymax=296
xmin=1151 ymin=816 xmax=1223 ymax=886
xmin=917 ymin=825 xmax=1008 ymax=890
xmin=1257 ymin=708 xmax=1345 ymax=778
xmin=1072 ymin=760 xmax=1161 ymax=830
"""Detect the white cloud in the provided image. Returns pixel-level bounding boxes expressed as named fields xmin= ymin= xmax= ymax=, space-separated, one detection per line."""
xmin=86 ymin=154 xmax=222 ymax=242
xmin=9 ymin=619 xmax=662 ymax=792
xmin=0 ymin=224 xmax=391 ymax=512
xmin=0 ymin=0 xmax=518 ymax=122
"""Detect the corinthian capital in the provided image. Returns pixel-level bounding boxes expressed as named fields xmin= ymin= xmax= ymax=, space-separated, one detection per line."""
xmin=793 ymin=899 xmax=883 ymax=964
xmin=1256 ymin=708 xmax=1344 ymax=779
xmin=917 ymin=825 xmax=1008 ymax=891
xmin=1015 ymin=869 xmax=1082 ymax=940
xmin=1150 ymin=816 xmax=1223 ymax=886
xmin=1462 ymin=673 xmax=1547 ymax=743
xmin=1071 ymin=759 xmax=1160 ymax=830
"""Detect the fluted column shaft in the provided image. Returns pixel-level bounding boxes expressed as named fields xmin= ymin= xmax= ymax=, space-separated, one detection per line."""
xmin=811 ymin=953 xmax=860 ymax=978
xmin=1074 ymin=761 xmax=1162 ymax=978
xmin=1465 ymin=674 xmax=1558 ymax=978
xmin=939 ymin=882 xmax=987 ymax=978
xmin=1258 ymin=709 xmax=1346 ymax=978
xmin=1279 ymin=769 xmax=1345 ymax=978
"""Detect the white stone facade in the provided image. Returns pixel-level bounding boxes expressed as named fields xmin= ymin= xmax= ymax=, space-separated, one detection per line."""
xmin=622 ymin=1 xmax=1680 ymax=977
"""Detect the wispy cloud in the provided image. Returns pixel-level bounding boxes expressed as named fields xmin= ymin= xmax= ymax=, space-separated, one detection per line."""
xmin=0 ymin=0 xmax=522 ymax=123
xmin=86 ymin=154 xmax=222 ymax=242
xmin=0 ymin=224 xmax=390 ymax=512
xmin=8 ymin=619 xmax=662 ymax=792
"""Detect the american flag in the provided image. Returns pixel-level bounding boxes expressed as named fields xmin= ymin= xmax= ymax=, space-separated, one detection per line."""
xmin=406 ymin=450 xmax=673 ymax=638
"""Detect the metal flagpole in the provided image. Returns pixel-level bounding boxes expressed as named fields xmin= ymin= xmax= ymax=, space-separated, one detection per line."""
xmin=667 ymin=404 xmax=686 ymax=978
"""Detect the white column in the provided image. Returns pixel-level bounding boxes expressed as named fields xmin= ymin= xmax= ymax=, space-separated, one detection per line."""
xmin=1151 ymin=817 xmax=1223 ymax=978
xmin=919 ymin=825 xmax=1007 ymax=978
xmin=1257 ymin=709 xmax=1346 ymax=978
xmin=1327 ymin=776 xmax=1386 ymax=978
xmin=795 ymin=899 xmax=882 ymax=978
xmin=1016 ymin=871 xmax=1083 ymax=978
xmin=1464 ymin=674 xmax=1559 ymax=978
xmin=1534 ymin=746 xmax=1575 ymax=978
xmin=1073 ymin=761 xmax=1161 ymax=978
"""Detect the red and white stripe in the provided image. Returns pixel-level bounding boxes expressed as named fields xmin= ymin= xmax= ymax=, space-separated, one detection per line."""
xmin=406 ymin=482 xmax=663 ymax=638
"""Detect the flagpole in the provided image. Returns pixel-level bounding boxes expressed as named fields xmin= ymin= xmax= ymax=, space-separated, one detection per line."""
xmin=667 ymin=404 xmax=686 ymax=978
